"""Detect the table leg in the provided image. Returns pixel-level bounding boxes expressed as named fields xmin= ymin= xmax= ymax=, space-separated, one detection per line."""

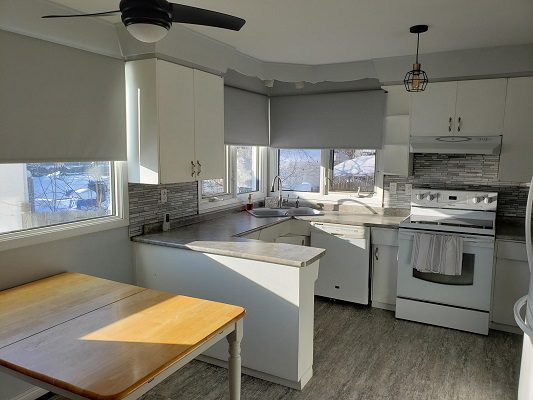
xmin=227 ymin=319 xmax=243 ymax=400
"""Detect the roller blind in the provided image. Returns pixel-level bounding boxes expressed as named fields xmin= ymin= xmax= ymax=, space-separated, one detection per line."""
xmin=0 ymin=30 xmax=126 ymax=162
xmin=224 ymin=86 xmax=269 ymax=146
xmin=270 ymin=90 xmax=385 ymax=149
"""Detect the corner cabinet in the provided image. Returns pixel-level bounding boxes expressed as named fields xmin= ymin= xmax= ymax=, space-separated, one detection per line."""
xmin=126 ymin=59 xmax=224 ymax=184
xmin=410 ymin=79 xmax=507 ymax=137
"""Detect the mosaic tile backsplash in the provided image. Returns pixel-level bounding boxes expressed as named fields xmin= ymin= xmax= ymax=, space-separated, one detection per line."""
xmin=383 ymin=154 xmax=530 ymax=218
xmin=128 ymin=182 xmax=198 ymax=237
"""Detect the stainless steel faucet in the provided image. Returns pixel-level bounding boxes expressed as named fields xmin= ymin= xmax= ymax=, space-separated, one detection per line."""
xmin=270 ymin=175 xmax=283 ymax=208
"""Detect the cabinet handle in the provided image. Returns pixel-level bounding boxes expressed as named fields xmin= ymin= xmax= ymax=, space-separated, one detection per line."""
xmin=457 ymin=117 xmax=462 ymax=132
xmin=448 ymin=117 xmax=453 ymax=132
xmin=197 ymin=161 xmax=202 ymax=176
xmin=375 ymin=247 xmax=379 ymax=261
xmin=191 ymin=161 xmax=196 ymax=177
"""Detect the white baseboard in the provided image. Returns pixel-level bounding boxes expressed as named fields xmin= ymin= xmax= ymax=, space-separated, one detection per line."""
xmin=371 ymin=301 xmax=395 ymax=311
xmin=490 ymin=321 xmax=523 ymax=335
xmin=9 ymin=387 xmax=48 ymax=400
xmin=196 ymin=355 xmax=310 ymax=390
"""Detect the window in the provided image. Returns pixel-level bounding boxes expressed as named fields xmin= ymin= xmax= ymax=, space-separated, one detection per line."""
xmin=0 ymin=161 xmax=114 ymax=235
xmin=201 ymin=179 xmax=226 ymax=197
xmin=330 ymin=149 xmax=376 ymax=193
xmin=199 ymin=146 xmax=265 ymax=208
xmin=235 ymin=146 xmax=259 ymax=194
xmin=278 ymin=149 xmax=321 ymax=192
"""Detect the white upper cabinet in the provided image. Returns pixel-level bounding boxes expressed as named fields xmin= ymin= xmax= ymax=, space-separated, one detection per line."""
xmin=499 ymin=77 xmax=533 ymax=182
xmin=381 ymin=115 xmax=411 ymax=176
xmin=454 ymin=79 xmax=507 ymax=136
xmin=410 ymin=79 xmax=507 ymax=137
xmin=157 ymin=60 xmax=196 ymax=184
xmin=379 ymin=86 xmax=411 ymax=177
xmin=126 ymin=59 xmax=224 ymax=184
xmin=410 ymin=81 xmax=457 ymax=136
xmin=193 ymin=69 xmax=224 ymax=181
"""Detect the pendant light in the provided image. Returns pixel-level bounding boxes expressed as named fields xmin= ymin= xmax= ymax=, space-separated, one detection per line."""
xmin=404 ymin=24 xmax=429 ymax=92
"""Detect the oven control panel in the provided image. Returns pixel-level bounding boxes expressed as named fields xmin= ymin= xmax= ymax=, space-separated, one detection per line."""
xmin=411 ymin=189 xmax=497 ymax=211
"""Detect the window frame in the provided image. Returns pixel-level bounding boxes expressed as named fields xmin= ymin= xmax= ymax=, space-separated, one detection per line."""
xmin=271 ymin=148 xmax=383 ymax=207
xmin=199 ymin=146 xmax=268 ymax=213
xmin=0 ymin=161 xmax=129 ymax=252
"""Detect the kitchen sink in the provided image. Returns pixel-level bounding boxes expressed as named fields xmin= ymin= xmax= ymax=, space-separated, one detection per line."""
xmin=286 ymin=207 xmax=324 ymax=216
xmin=247 ymin=208 xmax=289 ymax=218
xmin=247 ymin=207 xmax=324 ymax=218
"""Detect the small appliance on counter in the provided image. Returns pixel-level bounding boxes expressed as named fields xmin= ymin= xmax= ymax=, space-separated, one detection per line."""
xmin=396 ymin=189 xmax=497 ymax=335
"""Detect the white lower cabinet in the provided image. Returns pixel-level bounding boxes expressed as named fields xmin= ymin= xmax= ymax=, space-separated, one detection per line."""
xmin=491 ymin=240 xmax=530 ymax=328
xmin=371 ymin=227 xmax=399 ymax=310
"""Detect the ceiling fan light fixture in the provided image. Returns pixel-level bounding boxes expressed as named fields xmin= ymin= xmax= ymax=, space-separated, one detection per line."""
xmin=404 ymin=24 xmax=429 ymax=93
xmin=126 ymin=22 xmax=170 ymax=43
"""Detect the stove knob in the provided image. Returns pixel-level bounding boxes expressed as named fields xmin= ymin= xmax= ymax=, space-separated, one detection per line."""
xmin=416 ymin=193 xmax=425 ymax=200
xmin=484 ymin=196 xmax=492 ymax=204
xmin=427 ymin=194 xmax=435 ymax=201
xmin=472 ymin=196 xmax=481 ymax=204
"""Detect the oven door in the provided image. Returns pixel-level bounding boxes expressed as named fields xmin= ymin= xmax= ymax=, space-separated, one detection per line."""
xmin=397 ymin=228 xmax=495 ymax=312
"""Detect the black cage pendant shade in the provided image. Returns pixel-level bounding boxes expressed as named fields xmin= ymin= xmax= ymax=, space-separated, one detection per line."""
xmin=404 ymin=25 xmax=429 ymax=92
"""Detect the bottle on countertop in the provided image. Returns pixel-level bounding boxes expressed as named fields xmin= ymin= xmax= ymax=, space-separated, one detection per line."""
xmin=246 ymin=194 xmax=253 ymax=210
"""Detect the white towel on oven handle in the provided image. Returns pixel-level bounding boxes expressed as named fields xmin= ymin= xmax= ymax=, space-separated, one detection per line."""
xmin=411 ymin=233 xmax=463 ymax=276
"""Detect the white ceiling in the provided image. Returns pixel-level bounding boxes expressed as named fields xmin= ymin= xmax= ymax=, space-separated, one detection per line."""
xmin=49 ymin=0 xmax=533 ymax=65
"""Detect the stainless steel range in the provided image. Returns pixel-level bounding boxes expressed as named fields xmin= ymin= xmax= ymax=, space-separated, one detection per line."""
xmin=396 ymin=189 xmax=497 ymax=335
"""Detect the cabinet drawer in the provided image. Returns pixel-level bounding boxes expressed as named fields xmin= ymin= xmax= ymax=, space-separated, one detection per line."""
xmin=496 ymin=240 xmax=527 ymax=261
xmin=371 ymin=227 xmax=398 ymax=246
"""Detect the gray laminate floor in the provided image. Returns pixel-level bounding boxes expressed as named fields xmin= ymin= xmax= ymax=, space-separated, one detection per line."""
xmin=45 ymin=297 xmax=523 ymax=400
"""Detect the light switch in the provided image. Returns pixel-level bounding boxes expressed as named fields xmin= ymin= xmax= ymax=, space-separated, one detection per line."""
xmin=405 ymin=184 xmax=412 ymax=195
xmin=389 ymin=182 xmax=397 ymax=194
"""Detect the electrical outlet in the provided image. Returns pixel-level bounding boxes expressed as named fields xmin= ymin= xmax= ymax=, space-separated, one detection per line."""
xmin=405 ymin=184 xmax=412 ymax=195
xmin=389 ymin=182 xmax=397 ymax=194
xmin=160 ymin=189 xmax=168 ymax=204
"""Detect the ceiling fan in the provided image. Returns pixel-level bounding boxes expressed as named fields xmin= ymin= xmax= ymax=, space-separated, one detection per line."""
xmin=42 ymin=0 xmax=246 ymax=43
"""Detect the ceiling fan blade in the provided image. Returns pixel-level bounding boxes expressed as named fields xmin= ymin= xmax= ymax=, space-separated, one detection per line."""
xmin=42 ymin=10 xmax=120 ymax=19
xmin=171 ymin=3 xmax=245 ymax=31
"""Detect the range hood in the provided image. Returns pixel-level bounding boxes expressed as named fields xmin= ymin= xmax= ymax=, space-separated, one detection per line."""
xmin=410 ymin=136 xmax=502 ymax=155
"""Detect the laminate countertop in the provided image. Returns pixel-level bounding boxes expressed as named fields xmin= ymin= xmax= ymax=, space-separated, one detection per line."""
xmin=297 ymin=212 xmax=407 ymax=228
xmin=132 ymin=211 xmax=407 ymax=268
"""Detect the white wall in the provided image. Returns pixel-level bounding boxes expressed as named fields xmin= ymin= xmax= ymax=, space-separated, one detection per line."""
xmin=0 ymin=226 xmax=134 ymax=400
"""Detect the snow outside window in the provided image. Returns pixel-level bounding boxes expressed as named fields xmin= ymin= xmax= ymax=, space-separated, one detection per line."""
xmin=0 ymin=161 xmax=114 ymax=235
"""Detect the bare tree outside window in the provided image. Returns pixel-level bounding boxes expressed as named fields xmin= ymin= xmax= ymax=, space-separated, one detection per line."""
xmin=236 ymin=146 xmax=258 ymax=194
xmin=278 ymin=149 xmax=321 ymax=192
xmin=201 ymin=179 xmax=226 ymax=197
xmin=0 ymin=161 xmax=113 ymax=235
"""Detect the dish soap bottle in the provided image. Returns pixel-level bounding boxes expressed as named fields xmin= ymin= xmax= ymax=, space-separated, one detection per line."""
xmin=246 ymin=194 xmax=253 ymax=210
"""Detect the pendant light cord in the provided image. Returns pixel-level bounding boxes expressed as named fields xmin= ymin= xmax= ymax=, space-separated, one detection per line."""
xmin=416 ymin=33 xmax=420 ymax=64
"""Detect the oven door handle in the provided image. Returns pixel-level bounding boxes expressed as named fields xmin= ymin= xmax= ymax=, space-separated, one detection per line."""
xmin=399 ymin=231 xmax=492 ymax=245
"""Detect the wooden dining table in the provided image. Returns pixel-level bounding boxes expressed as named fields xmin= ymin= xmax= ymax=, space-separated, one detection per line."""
xmin=0 ymin=272 xmax=245 ymax=400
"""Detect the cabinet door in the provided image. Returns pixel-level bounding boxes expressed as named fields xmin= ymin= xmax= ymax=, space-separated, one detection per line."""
xmin=499 ymin=77 xmax=533 ymax=182
xmin=157 ymin=60 xmax=195 ymax=184
xmin=492 ymin=257 xmax=530 ymax=326
xmin=410 ymin=81 xmax=457 ymax=136
xmin=455 ymin=79 xmax=507 ymax=136
xmin=126 ymin=59 xmax=160 ymax=184
xmin=381 ymin=115 xmax=411 ymax=176
xmin=371 ymin=245 xmax=399 ymax=306
xmin=193 ymin=70 xmax=225 ymax=181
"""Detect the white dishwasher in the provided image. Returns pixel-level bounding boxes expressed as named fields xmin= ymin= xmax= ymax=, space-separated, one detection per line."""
xmin=310 ymin=222 xmax=370 ymax=304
